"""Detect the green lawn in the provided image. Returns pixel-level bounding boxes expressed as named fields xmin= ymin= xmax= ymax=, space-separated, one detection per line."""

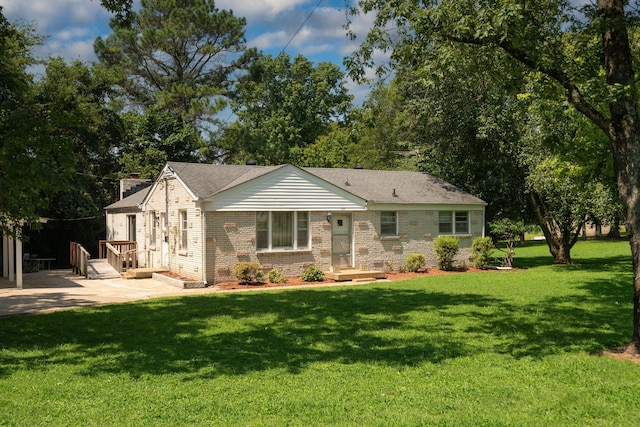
xmin=1 ymin=240 xmax=639 ymax=426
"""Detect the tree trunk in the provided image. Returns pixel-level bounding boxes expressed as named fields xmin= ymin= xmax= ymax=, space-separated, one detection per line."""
xmin=607 ymin=216 xmax=621 ymax=238
xmin=552 ymin=243 xmax=572 ymax=265
xmin=598 ymin=0 xmax=640 ymax=354
xmin=529 ymin=192 xmax=575 ymax=264
xmin=595 ymin=220 xmax=603 ymax=238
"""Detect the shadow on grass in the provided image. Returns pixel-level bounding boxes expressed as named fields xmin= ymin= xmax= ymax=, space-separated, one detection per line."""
xmin=0 ymin=259 xmax=634 ymax=380
xmin=512 ymin=239 xmax=632 ymax=270
xmin=0 ymin=288 xmax=502 ymax=378
xmin=467 ymin=279 xmax=631 ymax=358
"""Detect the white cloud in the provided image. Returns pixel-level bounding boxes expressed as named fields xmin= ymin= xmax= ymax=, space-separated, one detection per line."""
xmin=0 ymin=0 xmax=109 ymax=33
xmin=0 ymin=0 xmax=374 ymax=103
xmin=56 ymin=27 xmax=92 ymax=42
xmin=217 ymin=0 xmax=308 ymax=21
xmin=0 ymin=0 xmax=111 ymax=64
xmin=249 ymin=30 xmax=289 ymax=51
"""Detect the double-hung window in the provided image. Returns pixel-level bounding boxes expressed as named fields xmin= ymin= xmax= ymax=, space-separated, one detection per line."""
xmin=256 ymin=211 xmax=309 ymax=251
xmin=380 ymin=211 xmax=398 ymax=236
xmin=127 ymin=215 xmax=136 ymax=242
xmin=179 ymin=210 xmax=188 ymax=250
xmin=439 ymin=211 xmax=469 ymax=234
xmin=149 ymin=211 xmax=157 ymax=245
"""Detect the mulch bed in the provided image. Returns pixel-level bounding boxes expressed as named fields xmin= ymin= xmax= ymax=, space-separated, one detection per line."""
xmin=214 ymin=267 xmax=489 ymax=291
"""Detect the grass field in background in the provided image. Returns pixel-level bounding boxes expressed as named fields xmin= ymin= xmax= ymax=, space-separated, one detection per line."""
xmin=0 ymin=239 xmax=638 ymax=426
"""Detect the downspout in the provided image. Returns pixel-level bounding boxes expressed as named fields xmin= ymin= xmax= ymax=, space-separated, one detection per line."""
xmin=482 ymin=205 xmax=486 ymax=238
xmin=165 ymin=177 xmax=170 ymax=269
xmin=200 ymin=202 xmax=207 ymax=285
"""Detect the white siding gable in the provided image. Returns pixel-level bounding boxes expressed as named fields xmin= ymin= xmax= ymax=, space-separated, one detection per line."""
xmin=211 ymin=165 xmax=366 ymax=211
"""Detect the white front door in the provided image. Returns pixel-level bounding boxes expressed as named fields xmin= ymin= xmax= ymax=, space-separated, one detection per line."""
xmin=331 ymin=214 xmax=352 ymax=268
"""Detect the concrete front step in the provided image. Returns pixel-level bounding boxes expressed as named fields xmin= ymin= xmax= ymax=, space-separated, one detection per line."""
xmin=324 ymin=268 xmax=386 ymax=282
xmin=123 ymin=267 xmax=167 ymax=279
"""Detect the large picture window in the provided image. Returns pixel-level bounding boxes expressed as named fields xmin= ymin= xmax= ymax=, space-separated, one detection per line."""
xmin=439 ymin=211 xmax=469 ymax=234
xmin=256 ymin=211 xmax=310 ymax=251
xmin=380 ymin=211 xmax=397 ymax=236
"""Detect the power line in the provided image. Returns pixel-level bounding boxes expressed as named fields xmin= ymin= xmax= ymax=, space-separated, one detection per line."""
xmin=281 ymin=0 xmax=324 ymax=54
xmin=219 ymin=0 xmax=325 ymax=129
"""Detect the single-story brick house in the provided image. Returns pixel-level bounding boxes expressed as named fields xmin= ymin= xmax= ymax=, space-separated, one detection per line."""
xmin=105 ymin=162 xmax=486 ymax=284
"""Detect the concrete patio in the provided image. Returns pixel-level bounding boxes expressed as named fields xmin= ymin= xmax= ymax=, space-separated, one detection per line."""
xmin=0 ymin=269 xmax=388 ymax=317
xmin=0 ymin=269 xmax=216 ymax=317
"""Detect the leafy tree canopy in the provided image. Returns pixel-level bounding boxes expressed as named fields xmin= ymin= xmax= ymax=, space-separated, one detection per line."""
xmin=95 ymin=0 xmax=255 ymax=134
xmin=118 ymin=108 xmax=202 ymax=178
xmin=0 ymin=11 xmax=64 ymax=233
xmin=220 ymin=52 xmax=352 ymax=165
xmin=345 ymin=0 xmax=640 ymax=352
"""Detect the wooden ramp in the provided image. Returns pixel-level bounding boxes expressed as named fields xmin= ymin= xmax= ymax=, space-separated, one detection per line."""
xmin=324 ymin=268 xmax=386 ymax=282
xmin=86 ymin=259 xmax=122 ymax=280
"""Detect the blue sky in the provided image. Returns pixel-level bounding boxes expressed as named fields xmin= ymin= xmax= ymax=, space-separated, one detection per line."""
xmin=0 ymin=0 xmax=381 ymax=103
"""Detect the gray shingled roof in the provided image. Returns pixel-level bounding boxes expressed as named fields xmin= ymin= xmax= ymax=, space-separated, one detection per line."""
xmin=104 ymin=186 xmax=151 ymax=211
xmin=164 ymin=162 xmax=485 ymax=205
xmin=306 ymin=167 xmax=486 ymax=205
xmin=167 ymin=161 xmax=280 ymax=199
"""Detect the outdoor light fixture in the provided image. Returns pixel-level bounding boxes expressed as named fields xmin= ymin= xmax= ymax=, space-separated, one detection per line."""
xmin=326 ymin=211 xmax=332 ymax=222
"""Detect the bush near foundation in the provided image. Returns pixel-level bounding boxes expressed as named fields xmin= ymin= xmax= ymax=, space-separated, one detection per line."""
xmin=301 ymin=264 xmax=324 ymax=282
xmin=433 ymin=236 xmax=459 ymax=271
xmin=232 ymin=262 xmax=263 ymax=284
xmin=471 ymin=237 xmax=494 ymax=269
xmin=404 ymin=253 xmax=426 ymax=273
xmin=267 ymin=268 xmax=287 ymax=284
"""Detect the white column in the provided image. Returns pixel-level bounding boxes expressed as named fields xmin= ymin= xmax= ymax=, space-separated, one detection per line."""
xmin=8 ymin=234 xmax=14 ymax=282
xmin=16 ymin=234 xmax=22 ymax=289
xmin=2 ymin=232 xmax=8 ymax=278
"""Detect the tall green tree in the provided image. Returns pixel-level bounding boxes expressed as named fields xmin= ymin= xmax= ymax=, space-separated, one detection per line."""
xmin=0 ymin=10 xmax=68 ymax=234
xmin=520 ymin=92 xmax=618 ymax=263
xmin=220 ymin=53 xmax=352 ymax=165
xmin=26 ymin=58 xmax=126 ymax=257
xmin=118 ymin=108 xmax=202 ymax=178
xmin=95 ymin=0 xmax=255 ymax=157
xmin=100 ymin=0 xmax=134 ymax=24
xmin=32 ymin=58 xmax=123 ymax=217
xmin=347 ymin=0 xmax=640 ymax=353
xmin=388 ymin=45 xmax=528 ymax=223
xmin=355 ymin=81 xmax=418 ymax=170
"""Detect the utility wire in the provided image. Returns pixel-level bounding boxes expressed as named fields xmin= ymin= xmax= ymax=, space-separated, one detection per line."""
xmin=281 ymin=0 xmax=324 ymax=54
xmin=220 ymin=0 xmax=325 ymax=129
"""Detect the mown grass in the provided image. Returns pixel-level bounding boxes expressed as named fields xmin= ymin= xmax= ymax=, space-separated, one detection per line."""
xmin=0 ymin=240 xmax=639 ymax=426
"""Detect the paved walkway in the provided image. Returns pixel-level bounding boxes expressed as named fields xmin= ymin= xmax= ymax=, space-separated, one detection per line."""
xmin=0 ymin=269 xmax=385 ymax=317
xmin=0 ymin=270 xmax=221 ymax=317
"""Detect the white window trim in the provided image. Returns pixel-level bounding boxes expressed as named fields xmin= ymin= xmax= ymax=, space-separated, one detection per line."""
xmin=149 ymin=211 xmax=157 ymax=249
xmin=127 ymin=214 xmax=137 ymax=242
xmin=256 ymin=211 xmax=311 ymax=252
xmin=439 ymin=210 xmax=470 ymax=235
xmin=380 ymin=211 xmax=398 ymax=237
xmin=179 ymin=210 xmax=188 ymax=251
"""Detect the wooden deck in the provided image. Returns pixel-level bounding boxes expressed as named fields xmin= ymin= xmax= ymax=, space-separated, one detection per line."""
xmin=324 ymin=268 xmax=386 ymax=282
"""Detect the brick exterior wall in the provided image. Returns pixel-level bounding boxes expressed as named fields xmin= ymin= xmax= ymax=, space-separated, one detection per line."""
xmin=351 ymin=210 xmax=484 ymax=271
xmin=111 ymin=176 xmax=485 ymax=284
xmin=143 ymin=178 xmax=204 ymax=281
xmin=206 ymin=209 xmax=484 ymax=283
xmin=105 ymin=211 xmax=146 ymax=265
xmin=208 ymin=211 xmax=333 ymax=283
